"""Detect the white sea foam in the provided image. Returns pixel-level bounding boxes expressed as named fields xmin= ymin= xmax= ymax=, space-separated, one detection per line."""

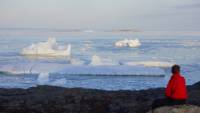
xmin=119 ymin=61 xmax=174 ymax=68
xmin=115 ymin=39 xmax=141 ymax=47
xmin=21 ymin=38 xmax=71 ymax=56
xmin=37 ymin=72 xmax=49 ymax=85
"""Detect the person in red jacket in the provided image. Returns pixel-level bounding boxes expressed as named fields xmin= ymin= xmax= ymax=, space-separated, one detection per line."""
xmin=165 ymin=64 xmax=188 ymax=102
xmin=152 ymin=65 xmax=188 ymax=109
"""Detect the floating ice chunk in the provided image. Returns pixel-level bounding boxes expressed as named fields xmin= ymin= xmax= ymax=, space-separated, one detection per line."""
xmin=37 ymin=72 xmax=49 ymax=85
xmin=89 ymin=55 xmax=116 ymax=65
xmin=90 ymin=55 xmax=102 ymax=65
xmin=120 ymin=61 xmax=174 ymax=68
xmin=21 ymin=38 xmax=71 ymax=56
xmin=115 ymin=39 xmax=141 ymax=47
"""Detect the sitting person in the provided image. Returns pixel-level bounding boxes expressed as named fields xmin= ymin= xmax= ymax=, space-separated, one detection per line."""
xmin=152 ymin=64 xmax=188 ymax=109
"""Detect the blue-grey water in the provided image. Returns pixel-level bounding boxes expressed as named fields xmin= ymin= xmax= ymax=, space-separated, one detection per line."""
xmin=0 ymin=29 xmax=200 ymax=90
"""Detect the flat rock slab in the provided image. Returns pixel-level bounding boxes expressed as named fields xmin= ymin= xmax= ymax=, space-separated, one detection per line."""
xmin=148 ymin=105 xmax=200 ymax=113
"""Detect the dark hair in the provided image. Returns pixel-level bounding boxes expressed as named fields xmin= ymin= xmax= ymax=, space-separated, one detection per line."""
xmin=171 ymin=64 xmax=180 ymax=74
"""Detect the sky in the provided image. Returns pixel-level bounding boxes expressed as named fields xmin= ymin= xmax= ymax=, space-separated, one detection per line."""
xmin=0 ymin=0 xmax=200 ymax=31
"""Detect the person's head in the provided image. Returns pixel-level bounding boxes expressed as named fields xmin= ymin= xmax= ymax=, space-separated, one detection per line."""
xmin=171 ymin=64 xmax=180 ymax=74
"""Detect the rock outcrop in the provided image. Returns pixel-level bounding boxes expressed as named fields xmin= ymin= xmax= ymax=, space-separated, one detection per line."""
xmin=0 ymin=81 xmax=199 ymax=113
xmin=147 ymin=105 xmax=200 ymax=113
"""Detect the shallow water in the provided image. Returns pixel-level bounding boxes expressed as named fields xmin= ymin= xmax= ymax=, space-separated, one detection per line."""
xmin=0 ymin=30 xmax=200 ymax=90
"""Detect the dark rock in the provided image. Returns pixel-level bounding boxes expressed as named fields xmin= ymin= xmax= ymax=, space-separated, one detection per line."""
xmin=0 ymin=81 xmax=199 ymax=113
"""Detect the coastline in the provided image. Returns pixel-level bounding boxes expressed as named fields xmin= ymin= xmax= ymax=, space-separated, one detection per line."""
xmin=0 ymin=82 xmax=199 ymax=113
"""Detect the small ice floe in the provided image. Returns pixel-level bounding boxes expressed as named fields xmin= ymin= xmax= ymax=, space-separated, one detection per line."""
xmin=90 ymin=55 xmax=102 ymax=65
xmin=119 ymin=61 xmax=174 ymax=68
xmin=21 ymin=38 xmax=71 ymax=56
xmin=37 ymin=72 xmax=50 ymax=85
xmin=89 ymin=55 xmax=115 ymax=65
xmin=115 ymin=39 xmax=141 ymax=47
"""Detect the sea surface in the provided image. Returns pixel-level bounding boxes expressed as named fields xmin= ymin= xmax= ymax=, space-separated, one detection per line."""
xmin=0 ymin=29 xmax=200 ymax=90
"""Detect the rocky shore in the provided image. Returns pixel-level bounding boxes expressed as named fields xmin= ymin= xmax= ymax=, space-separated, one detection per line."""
xmin=0 ymin=82 xmax=200 ymax=113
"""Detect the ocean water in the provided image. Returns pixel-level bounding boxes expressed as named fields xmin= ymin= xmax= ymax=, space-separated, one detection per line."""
xmin=0 ymin=29 xmax=200 ymax=90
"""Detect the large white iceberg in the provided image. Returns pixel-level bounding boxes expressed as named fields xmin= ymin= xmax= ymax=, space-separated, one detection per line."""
xmin=21 ymin=38 xmax=71 ymax=56
xmin=115 ymin=39 xmax=141 ymax=47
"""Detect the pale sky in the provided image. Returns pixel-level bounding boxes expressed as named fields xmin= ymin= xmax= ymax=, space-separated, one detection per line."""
xmin=0 ymin=0 xmax=200 ymax=30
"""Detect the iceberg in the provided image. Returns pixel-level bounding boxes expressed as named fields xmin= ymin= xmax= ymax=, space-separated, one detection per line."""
xmin=89 ymin=55 xmax=116 ymax=65
xmin=119 ymin=61 xmax=174 ymax=68
xmin=21 ymin=38 xmax=71 ymax=56
xmin=115 ymin=39 xmax=141 ymax=47
xmin=90 ymin=55 xmax=102 ymax=65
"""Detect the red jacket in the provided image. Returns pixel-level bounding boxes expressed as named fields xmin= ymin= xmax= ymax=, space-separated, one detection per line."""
xmin=165 ymin=73 xmax=188 ymax=100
